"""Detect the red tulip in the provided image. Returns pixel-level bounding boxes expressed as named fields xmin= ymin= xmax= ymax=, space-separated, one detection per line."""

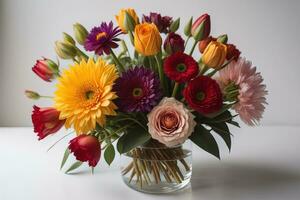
xmin=191 ymin=13 xmax=211 ymax=40
xmin=198 ymin=36 xmax=217 ymax=53
xmin=32 ymin=58 xmax=58 ymax=82
xmin=68 ymin=135 xmax=101 ymax=167
xmin=163 ymin=32 xmax=185 ymax=54
xmin=32 ymin=106 xmax=65 ymax=140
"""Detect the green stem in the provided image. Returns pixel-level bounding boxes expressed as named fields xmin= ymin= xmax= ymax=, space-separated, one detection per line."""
xmin=110 ymin=49 xmax=125 ymax=72
xmin=75 ymin=46 xmax=89 ymax=61
xmin=184 ymin=36 xmax=191 ymax=49
xmin=123 ymin=40 xmax=131 ymax=58
xmin=171 ymin=82 xmax=179 ymax=98
xmin=40 ymin=95 xmax=54 ymax=99
xmin=189 ymin=39 xmax=198 ymax=56
xmin=72 ymin=57 xmax=79 ymax=63
xmin=47 ymin=132 xmax=74 ymax=152
xmin=155 ymin=54 xmax=166 ymax=92
xmin=128 ymin=31 xmax=135 ymax=45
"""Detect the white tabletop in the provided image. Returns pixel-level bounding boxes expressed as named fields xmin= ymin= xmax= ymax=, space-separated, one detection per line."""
xmin=1 ymin=126 xmax=300 ymax=200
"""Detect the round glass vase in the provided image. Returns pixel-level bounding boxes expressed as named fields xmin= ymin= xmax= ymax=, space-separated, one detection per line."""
xmin=120 ymin=140 xmax=192 ymax=194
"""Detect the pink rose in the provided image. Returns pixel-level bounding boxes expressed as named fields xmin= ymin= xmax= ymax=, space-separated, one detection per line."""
xmin=147 ymin=97 xmax=196 ymax=147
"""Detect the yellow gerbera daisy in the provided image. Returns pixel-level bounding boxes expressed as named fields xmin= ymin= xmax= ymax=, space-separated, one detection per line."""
xmin=54 ymin=58 xmax=118 ymax=134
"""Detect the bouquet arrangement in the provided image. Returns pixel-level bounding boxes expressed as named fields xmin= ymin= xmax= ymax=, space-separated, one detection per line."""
xmin=26 ymin=8 xmax=267 ymax=193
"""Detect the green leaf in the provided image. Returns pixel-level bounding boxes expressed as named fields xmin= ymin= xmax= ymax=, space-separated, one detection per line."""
xmin=170 ymin=18 xmax=180 ymax=32
xmin=189 ymin=125 xmax=220 ymax=159
xmin=60 ymin=148 xmax=70 ymax=170
xmin=117 ymin=126 xmax=151 ymax=154
xmin=207 ymin=122 xmax=231 ymax=151
xmin=227 ymin=120 xmax=240 ymax=127
xmin=65 ymin=161 xmax=83 ymax=174
xmin=204 ymin=103 xmax=234 ymax=118
xmin=104 ymin=144 xmax=115 ymax=165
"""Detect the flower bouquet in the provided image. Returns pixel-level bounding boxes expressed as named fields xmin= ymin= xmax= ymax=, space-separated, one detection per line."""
xmin=26 ymin=9 xmax=267 ymax=193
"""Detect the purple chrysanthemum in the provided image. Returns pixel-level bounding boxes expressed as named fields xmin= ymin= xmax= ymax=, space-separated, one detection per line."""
xmin=84 ymin=21 xmax=122 ymax=55
xmin=142 ymin=12 xmax=172 ymax=34
xmin=114 ymin=67 xmax=162 ymax=112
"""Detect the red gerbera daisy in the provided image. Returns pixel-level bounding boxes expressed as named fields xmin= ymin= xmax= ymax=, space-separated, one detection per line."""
xmin=183 ymin=76 xmax=223 ymax=114
xmin=163 ymin=52 xmax=199 ymax=83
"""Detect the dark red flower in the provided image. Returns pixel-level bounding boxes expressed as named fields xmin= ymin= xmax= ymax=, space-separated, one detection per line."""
xmin=183 ymin=76 xmax=223 ymax=114
xmin=31 ymin=106 xmax=65 ymax=140
xmin=142 ymin=12 xmax=172 ymax=34
xmin=226 ymin=44 xmax=241 ymax=61
xmin=164 ymin=52 xmax=199 ymax=83
xmin=164 ymin=32 xmax=185 ymax=54
xmin=32 ymin=58 xmax=59 ymax=82
xmin=68 ymin=135 xmax=101 ymax=167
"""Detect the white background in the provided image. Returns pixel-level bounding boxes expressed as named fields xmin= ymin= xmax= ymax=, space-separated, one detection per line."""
xmin=0 ymin=0 xmax=300 ymax=126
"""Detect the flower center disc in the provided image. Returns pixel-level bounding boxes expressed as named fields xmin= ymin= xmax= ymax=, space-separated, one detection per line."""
xmin=132 ymin=88 xmax=143 ymax=97
xmin=196 ymin=91 xmax=205 ymax=101
xmin=176 ymin=63 xmax=187 ymax=72
xmin=85 ymin=90 xmax=94 ymax=100
xmin=96 ymin=32 xmax=107 ymax=40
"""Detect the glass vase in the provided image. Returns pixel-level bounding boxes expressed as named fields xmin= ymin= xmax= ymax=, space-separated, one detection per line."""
xmin=120 ymin=140 xmax=192 ymax=193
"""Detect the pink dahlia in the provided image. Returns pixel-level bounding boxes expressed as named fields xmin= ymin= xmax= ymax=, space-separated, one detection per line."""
xmin=217 ymin=58 xmax=268 ymax=126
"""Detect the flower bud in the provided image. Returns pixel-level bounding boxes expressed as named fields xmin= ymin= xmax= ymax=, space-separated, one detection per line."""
xmin=169 ymin=18 xmax=180 ymax=33
xmin=124 ymin=11 xmax=138 ymax=32
xmin=54 ymin=41 xmax=77 ymax=59
xmin=163 ymin=32 xmax=185 ymax=54
xmin=191 ymin=13 xmax=210 ymax=40
xmin=184 ymin=17 xmax=193 ymax=37
xmin=73 ymin=23 xmax=88 ymax=45
xmin=202 ymin=41 xmax=227 ymax=68
xmin=115 ymin=8 xmax=139 ymax=33
xmin=226 ymin=44 xmax=241 ymax=61
xmin=198 ymin=36 xmax=216 ymax=53
xmin=32 ymin=58 xmax=59 ymax=82
xmin=217 ymin=34 xmax=228 ymax=44
xmin=62 ymin=32 xmax=76 ymax=45
xmin=25 ymin=90 xmax=40 ymax=100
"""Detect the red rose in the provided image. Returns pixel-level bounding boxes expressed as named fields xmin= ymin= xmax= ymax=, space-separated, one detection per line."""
xmin=183 ymin=76 xmax=223 ymax=114
xmin=226 ymin=44 xmax=241 ymax=61
xmin=163 ymin=32 xmax=185 ymax=54
xmin=32 ymin=58 xmax=58 ymax=82
xmin=32 ymin=106 xmax=65 ymax=140
xmin=164 ymin=52 xmax=199 ymax=83
xmin=68 ymin=135 xmax=101 ymax=167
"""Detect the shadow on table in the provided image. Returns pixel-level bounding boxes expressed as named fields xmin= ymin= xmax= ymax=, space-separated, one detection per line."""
xmin=188 ymin=161 xmax=300 ymax=199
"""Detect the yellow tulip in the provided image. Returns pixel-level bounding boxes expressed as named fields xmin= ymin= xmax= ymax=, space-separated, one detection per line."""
xmin=202 ymin=41 xmax=227 ymax=68
xmin=115 ymin=8 xmax=139 ymax=33
xmin=134 ymin=23 xmax=162 ymax=56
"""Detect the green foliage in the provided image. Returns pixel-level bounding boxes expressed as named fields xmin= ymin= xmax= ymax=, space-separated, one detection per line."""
xmin=189 ymin=125 xmax=220 ymax=159
xmin=207 ymin=122 xmax=231 ymax=151
xmin=60 ymin=148 xmax=70 ymax=170
xmin=117 ymin=125 xmax=151 ymax=154
xmin=65 ymin=161 xmax=83 ymax=174
xmin=104 ymin=144 xmax=115 ymax=165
